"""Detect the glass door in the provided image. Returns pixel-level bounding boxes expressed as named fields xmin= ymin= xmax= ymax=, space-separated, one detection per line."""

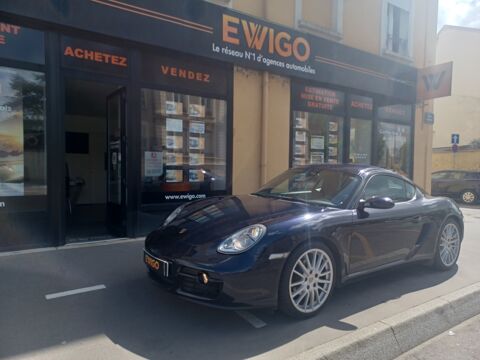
xmin=106 ymin=88 xmax=127 ymax=236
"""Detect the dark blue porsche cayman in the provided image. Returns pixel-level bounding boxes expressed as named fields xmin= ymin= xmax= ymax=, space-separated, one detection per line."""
xmin=144 ymin=165 xmax=464 ymax=318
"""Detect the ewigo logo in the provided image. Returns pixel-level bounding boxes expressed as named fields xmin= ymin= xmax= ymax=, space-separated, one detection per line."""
xmin=222 ymin=15 xmax=311 ymax=62
xmin=422 ymin=71 xmax=446 ymax=92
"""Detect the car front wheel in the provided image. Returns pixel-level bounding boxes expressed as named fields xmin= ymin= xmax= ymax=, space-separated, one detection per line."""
xmin=278 ymin=243 xmax=335 ymax=318
xmin=460 ymin=190 xmax=477 ymax=204
xmin=434 ymin=220 xmax=462 ymax=271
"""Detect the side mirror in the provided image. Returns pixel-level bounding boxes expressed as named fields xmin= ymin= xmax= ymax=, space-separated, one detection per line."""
xmin=358 ymin=196 xmax=395 ymax=211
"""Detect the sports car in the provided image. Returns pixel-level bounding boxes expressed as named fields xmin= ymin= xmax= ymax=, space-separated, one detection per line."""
xmin=144 ymin=165 xmax=464 ymax=318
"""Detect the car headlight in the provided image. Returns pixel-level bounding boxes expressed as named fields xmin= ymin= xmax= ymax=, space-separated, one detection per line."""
xmin=163 ymin=205 xmax=185 ymax=227
xmin=217 ymin=224 xmax=267 ymax=254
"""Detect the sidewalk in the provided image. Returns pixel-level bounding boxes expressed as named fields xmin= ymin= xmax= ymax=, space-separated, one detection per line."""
xmin=397 ymin=314 xmax=480 ymax=360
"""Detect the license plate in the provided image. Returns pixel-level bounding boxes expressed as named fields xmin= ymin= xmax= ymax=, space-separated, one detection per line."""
xmin=144 ymin=252 xmax=170 ymax=277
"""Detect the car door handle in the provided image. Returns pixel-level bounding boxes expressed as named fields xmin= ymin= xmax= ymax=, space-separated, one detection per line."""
xmin=412 ymin=216 xmax=422 ymax=223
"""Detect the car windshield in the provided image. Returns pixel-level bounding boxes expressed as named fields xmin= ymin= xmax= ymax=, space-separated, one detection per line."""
xmin=253 ymin=168 xmax=362 ymax=208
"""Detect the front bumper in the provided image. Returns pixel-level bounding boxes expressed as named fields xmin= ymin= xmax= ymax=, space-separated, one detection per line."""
xmin=143 ymin=249 xmax=282 ymax=309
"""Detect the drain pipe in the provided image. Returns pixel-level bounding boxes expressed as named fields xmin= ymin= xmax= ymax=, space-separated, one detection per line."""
xmin=260 ymin=71 xmax=269 ymax=186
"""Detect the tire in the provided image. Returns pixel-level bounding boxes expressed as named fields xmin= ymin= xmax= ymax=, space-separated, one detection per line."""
xmin=433 ymin=219 xmax=462 ymax=271
xmin=460 ymin=190 xmax=477 ymax=204
xmin=278 ymin=242 xmax=336 ymax=319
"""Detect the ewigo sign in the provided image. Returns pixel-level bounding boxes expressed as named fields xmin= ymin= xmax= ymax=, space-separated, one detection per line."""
xmin=222 ymin=14 xmax=310 ymax=62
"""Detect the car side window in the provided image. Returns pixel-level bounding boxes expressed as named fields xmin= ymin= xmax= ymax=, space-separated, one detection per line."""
xmin=450 ymin=172 xmax=465 ymax=180
xmin=432 ymin=172 xmax=449 ymax=180
xmin=363 ymin=175 xmax=414 ymax=203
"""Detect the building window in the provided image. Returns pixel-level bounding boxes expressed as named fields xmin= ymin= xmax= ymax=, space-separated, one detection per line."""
xmin=383 ymin=0 xmax=412 ymax=59
xmin=295 ymin=0 xmax=344 ymax=41
xmin=140 ymin=89 xmax=228 ymax=203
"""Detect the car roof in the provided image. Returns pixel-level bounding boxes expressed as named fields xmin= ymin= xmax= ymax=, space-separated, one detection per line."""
xmin=296 ymin=164 xmax=400 ymax=178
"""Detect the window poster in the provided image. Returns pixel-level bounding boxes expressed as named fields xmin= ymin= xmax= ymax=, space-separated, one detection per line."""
xmin=165 ymin=152 xmax=183 ymax=166
xmin=329 ymin=134 xmax=338 ymax=144
xmin=189 ymin=153 xmax=204 ymax=166
xmin=295 ymin=117 xmax=307 ymax=129
xmin=165 ymin=101 xmax=182 ymax=115
xmin=165 ymin=169 xmax=183 ymax=182
xmin=189 ymin=136 xmax=205 ymax=150
xmin=329 ymin=121 xmax=338 ymax=132
xmin=310 ymin=136 xmax=325 ymax=150
xmin=311 ymin=152 xmax=324 ymax=164
xmin=144 ymin=151 xmax=163 ymax=177
xmin=0 ymin=86 xmax=24 ymax=196
xmin=166 ymin=118 xmax=183 ymax=132
xmin=190 ymin=121 xmax=205 ymax=134
xmin=295 ymin=144 xmax=306 ymax=156
xmin=295 ymin=131 xmax=306 ymax=142
xmin=189 ymin=169 xmax=205 ymax=182
xmin=166 ymin=135 xmax=183 ymax=149
xmin=188 ymin=104 xmax=205 ymax=117
xmin=329 ymin=146 xmax=338 ymax=157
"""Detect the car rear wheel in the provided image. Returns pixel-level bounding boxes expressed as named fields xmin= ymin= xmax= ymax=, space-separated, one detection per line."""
xmin=434 ymin=220 xmax=461 ymax=271
xmin=278 ymin=243 xmax=335 ymax=319
xmin=460 ymin=190 xmax=477 ymax=204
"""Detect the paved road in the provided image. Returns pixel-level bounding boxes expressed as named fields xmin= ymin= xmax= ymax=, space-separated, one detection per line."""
xmin=0 ymin=207 xmax=479 ymax=360
xmin=397 ymin=313 xmax=480 ymax=360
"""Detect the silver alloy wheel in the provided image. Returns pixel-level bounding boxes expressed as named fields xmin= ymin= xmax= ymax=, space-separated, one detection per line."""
xmin=462 ymin=191 xmax=476 ymax=204
xmin=289 ymin=248 xmax=334 ymax=314
xmin=439 ymin=223 xmax=461 ymax=267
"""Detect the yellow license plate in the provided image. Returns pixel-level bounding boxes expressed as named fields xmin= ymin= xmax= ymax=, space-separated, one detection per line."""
xmin=144 ymin=252 xmax=170 ymax=277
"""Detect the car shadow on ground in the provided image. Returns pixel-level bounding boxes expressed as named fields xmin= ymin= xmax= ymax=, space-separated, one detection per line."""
xmin=102 ymin=264 xmax=458 ymax=359
xmin=0 ymin=246 xmax=459 ymax=360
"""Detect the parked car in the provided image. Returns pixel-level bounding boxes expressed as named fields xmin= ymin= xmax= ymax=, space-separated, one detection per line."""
xmin=431 ymin=170 xmax=480 ymax=204
xmin=144 ymin=165 xmax=464 ymax=318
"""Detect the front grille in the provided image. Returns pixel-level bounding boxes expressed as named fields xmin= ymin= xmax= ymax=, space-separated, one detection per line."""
xmin=178 ymin=267 xmax=222 ymax=300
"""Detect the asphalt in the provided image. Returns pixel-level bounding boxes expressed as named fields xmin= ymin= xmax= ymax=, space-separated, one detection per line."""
xmin=396 ymin=313 xmax=480 ymax=360
xmin=0 ymin=207 xmax=479 ymax=360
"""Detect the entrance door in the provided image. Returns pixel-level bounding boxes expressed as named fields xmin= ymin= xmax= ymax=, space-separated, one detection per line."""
xmin=106 ymin=88 xmax=127 ymax=237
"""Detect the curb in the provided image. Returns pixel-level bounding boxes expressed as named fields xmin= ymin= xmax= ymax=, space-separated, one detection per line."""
xmin=290 ymin=282 xmax=480 ymax=360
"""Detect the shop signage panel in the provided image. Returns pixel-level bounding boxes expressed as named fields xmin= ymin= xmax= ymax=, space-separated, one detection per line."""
xmin=0 ymin=22 xmax=44 ymax=64
xmin=0 ymin=0 xmax=417 ymax=103
xmin=377 ymin=104 xmax=412 ymax=123
xmin=417 ymin=62 xmax=453 ymax=102
xmin=349 ymin=95 xmax=373 ymax=118
xmin=292 ymin=83 xmax=345 ymax=115
xmin=61 ymin=36 xmax=128 ymax=76
xmin=140 ymin=53 xmax=228 ymax=96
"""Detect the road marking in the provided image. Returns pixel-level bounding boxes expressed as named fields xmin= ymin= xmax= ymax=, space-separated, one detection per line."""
xmin=235 ymin=311 xmax=267 ymax=329
xmin=45 ymin=285 xmax=106 ymax=300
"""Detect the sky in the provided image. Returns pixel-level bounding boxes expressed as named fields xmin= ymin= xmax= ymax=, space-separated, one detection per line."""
xmin=438 ymin=0 xmax=480 ymax=30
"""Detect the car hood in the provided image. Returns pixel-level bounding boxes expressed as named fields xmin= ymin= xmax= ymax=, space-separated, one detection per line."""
xmin=145 ymin=194 xmax=333 ymax=262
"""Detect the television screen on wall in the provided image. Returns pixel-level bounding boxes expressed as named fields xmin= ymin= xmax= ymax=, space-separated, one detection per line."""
xmin=65 ymin=132 xmax=89 ymax=154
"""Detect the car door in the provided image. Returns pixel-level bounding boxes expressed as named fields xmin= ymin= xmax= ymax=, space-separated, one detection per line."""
xmin=348 ymin=175 xmax=424 ymax=274
xmin=431 ymin=171 xmax=451 ymax=196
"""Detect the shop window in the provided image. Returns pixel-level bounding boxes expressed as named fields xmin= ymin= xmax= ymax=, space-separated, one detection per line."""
xmin=376 ymin=122 xmax=411 ymax=177
xmin=140 ymin=89 xmax=227 ymax=203
xmin=350 ymin=118 xmax=372 ymax=164
xmin=382 ymin=0 xmax=413 ymax=59
xmin=292 ymin=111 xmax=344 ymax=166
xmin=0 ymin=66 xmax=46 ymax=197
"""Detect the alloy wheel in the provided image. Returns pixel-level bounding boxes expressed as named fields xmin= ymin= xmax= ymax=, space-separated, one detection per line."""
xmin=439 ymin=223 xmax=461 ymax=267
xmin=462 ymin=191 xmax=476 ymax=204
xmin=288 ymin=248 xmax=334 ymax=314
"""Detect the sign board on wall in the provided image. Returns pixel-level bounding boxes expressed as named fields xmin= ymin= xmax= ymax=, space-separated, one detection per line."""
xmin=0 ymin=0 xmax=417 ymax=103
xmin=417 ymin=62 xmax=453 ymax=102
xmin=292 ymin=83 xmax=345 ymax=115
xmin=61 ymin=37 xmax=128 ymax=76
xmin=0 ymin=22 xmax=44 ymax=64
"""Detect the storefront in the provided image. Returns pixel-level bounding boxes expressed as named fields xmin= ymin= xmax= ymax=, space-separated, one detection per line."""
xmin=0 ymin=0 xmax=418 ymax=251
